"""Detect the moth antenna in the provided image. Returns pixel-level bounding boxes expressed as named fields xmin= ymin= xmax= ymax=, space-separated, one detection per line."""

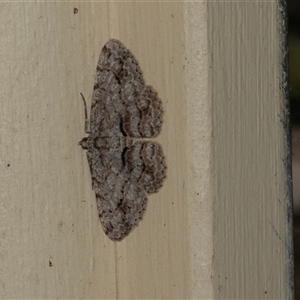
xmin=80 ymin=93 xmax=90 ymax=134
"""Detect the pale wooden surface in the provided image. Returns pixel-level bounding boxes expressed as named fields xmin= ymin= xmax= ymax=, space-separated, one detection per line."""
xmin=0 ymin=1 xmax=293 ymax=299
xmin=0 ymin=1 xmax=211 ymax=299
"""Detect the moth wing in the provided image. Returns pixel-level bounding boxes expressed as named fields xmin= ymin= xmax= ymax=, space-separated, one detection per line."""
xmin=90 ymin=40 xmax=126 ymax=137
xmin=122 ymin=86 xmax=163 ymax=138
xmin=96 ymin=39 xmax=163 ymax=138
xmin=89 ymin=150 xmax=148 ymax=241
xmin=123 ymin=141 xmax=166 ymax=194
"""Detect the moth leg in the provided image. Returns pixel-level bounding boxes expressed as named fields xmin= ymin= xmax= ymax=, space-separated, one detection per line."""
xmin=80 ymin=93 xmax=91 ymax=134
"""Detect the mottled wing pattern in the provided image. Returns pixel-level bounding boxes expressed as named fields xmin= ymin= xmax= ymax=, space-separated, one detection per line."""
xmin=88 ymin=149 xmax=148 ymax=241
xmin=123 ymin=142 xmax=165 ymax=193
xmin=80 ymin=39 xmax=166 ymax=241
xmin=95 ymin=39 xmax=163 ymax=139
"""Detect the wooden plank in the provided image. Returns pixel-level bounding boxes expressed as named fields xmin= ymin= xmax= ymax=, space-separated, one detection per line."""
xmin=209 ymin=1 xmax=294 ymax=299
xmin=0 ymin=1 xmax=211 ymax=299
xmin=0 ymin=1 xmax=292 ymax=299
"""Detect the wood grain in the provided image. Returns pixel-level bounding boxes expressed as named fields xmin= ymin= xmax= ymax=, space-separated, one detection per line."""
xmin=0 ymin=1 xmax=205 ymax=299
xmin=0 ymin=1 xmax=292 ymax=299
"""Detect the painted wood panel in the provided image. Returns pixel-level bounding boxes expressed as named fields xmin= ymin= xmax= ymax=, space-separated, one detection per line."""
xmin=0 ymin=1 xmax=292 ymax=299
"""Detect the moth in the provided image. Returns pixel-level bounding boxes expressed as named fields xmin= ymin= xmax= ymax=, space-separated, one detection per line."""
xmin=79 ymin=39 xmax=166 ymax=241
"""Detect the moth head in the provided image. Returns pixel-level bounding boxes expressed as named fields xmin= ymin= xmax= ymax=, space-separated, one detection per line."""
xmin=79 ymin=137 xmax=89 ymax=149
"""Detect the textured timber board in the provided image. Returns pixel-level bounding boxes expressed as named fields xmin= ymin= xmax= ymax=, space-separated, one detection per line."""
xmin=0 ymin=1 xmax=210 ymax=299
xmin=0 ymin=1 xmax=293 ymax=299
xmin=209 ymin=1 xmax=294 ymax=299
